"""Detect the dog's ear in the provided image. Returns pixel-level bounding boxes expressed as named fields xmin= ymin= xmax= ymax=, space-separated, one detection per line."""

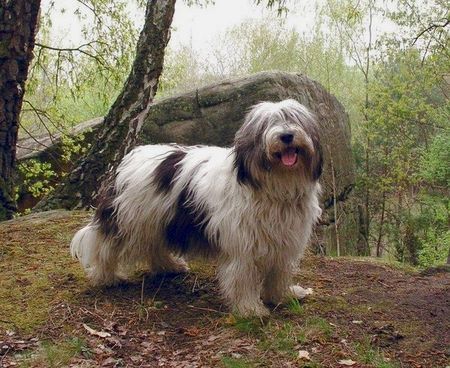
xmin=234 ymin=138 xmax=256 ymax=188
xmin=233 ymin=120 xmax=271 ymax=189
xmin=311 ymin=139 xmax=323 ymax=181
xmin=296 ymin=107 xmax=323 ymax=181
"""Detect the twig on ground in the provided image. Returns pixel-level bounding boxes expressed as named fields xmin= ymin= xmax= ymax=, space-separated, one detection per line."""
xmin=151 ymin=276 xmax=165 ymax=303
xmin=191 ymin=275 xmax=198 ymax=293
xmin=141 ymin=275 xmax=145 ymax=305
xmin=187 ymin=305 xmax=226 ymax=315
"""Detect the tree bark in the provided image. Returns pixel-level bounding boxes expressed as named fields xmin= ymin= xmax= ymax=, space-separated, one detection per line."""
xmin=356 ymin=203 xmax=370 ymax=256
xmin=376 ymin=190 xmax=386 ymax=257
xmin=0 ymin=0 xmax=40 ymax=220
xmin=38 ymin=0 xmax=176 ymax=210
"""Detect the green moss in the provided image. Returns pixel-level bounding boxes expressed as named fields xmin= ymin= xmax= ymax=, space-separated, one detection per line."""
xmin=148 ymin=96 xmax=197 ymax=126
xmin=221 ymin=356 xmax=253 ymax=368
xmin=0 ymin=211 xmax=90 ymax=332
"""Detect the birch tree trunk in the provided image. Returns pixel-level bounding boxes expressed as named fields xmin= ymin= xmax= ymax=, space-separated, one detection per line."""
xmin=0 ymin=0 xmax=40 ymax=220
xmin=38 ymin=0 xmax=176 ymax=210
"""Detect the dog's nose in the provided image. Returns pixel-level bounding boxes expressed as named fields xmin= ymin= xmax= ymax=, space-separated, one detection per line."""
xmin=280 ymin=132 xmax=294 ymax=144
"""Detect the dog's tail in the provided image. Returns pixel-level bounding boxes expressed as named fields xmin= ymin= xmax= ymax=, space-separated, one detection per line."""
xmin=70 ymin=224 xmax=99 ymax=270
xmin=70 ymin=224 xmax=120 ymax=286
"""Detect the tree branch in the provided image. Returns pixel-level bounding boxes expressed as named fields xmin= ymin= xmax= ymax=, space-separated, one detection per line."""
xmin=34 ymin=41 xmax=108 ymax=66
xmin=412 ymin=18 xmax=450 ymax=45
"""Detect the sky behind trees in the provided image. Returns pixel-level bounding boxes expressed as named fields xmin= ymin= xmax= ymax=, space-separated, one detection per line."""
xmin=42 ymin=0 xmax=397 ymax=61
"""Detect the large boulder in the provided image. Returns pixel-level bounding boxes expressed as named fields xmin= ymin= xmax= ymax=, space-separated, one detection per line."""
xmin=140 ymin=72 xmax=357 ymax=254
xmin=17 ymin=72 xmax=358 ymax=253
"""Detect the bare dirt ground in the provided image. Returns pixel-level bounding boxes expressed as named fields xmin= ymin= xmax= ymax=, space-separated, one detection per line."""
xmin=0 ymin=210 xmax=449 ymax=368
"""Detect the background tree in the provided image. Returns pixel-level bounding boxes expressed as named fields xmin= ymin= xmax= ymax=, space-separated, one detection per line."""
xmin=21 ymin=0 xmax=140 ymax=138
xmin=322 ymin=0 xmax=377 ymax=256
xmin=0 ymin=0 xmax=41 ymax=220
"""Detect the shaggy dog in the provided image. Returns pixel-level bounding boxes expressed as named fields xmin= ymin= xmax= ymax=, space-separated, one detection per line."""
xmin=71 ymin=99 xmax=323 ymax=317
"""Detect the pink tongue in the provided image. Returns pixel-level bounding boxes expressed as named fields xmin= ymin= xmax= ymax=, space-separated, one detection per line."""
xmin=281 ymin=149 xmax=297 ymax=166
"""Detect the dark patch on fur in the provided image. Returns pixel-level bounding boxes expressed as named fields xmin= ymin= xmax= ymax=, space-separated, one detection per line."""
xmin=304 ymin=118 xmax=323 ymax=181
xmin=153 ymin=150 xmax=187 ymax=193
xmin=312 ymin=143 xmax=323 ymax=180
xmin=94 ymin=179 xmax=119 ymax=237
xmin=165 ymin=180 xmax=217 ymax=257
xmin=298 ymin=138 xmax=323 ymax=181
xmin=234 ymin=147 xmax=263 ymax=189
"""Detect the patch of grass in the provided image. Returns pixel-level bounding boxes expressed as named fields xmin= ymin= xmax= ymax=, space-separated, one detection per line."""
xmin=287 ymin=297 xmax=305 ymax=315
xmin=225 ymin=314 xmax=264 ymax=336
xmin=69 ymin=337 xmax=92 ymax=358
xmin=136 ymin=298 xmax=166 ymax=321
xmin=18 ymin=337 xmax=91 ymax=367
xmin=299 ymin=362 xmax=322 ymax=368
xmin=221 ymin=355 xmax=252 ymax=368
xmin=232 ymin=316 xmax=264 ymax=336
xmin=305 ymin=295 xmax=349 ymax=314
xmin=349 ymin=299 xmax=394 ymax=316
xmin=0 ymin=211 xmax=91 ymax=332
xmin=355 ymin=338 xmax=399 ymax=368
xmin=258 ymin=321 xmax=305 ymax=357
xmin=269 ymin=322 xmax=296 ymax=353
xmin=304 ymin=316 xmax=333 ymax=341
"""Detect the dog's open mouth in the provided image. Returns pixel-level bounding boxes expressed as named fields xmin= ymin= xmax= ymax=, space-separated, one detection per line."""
xmin=275 ymin=147 xmax=298 ymax=167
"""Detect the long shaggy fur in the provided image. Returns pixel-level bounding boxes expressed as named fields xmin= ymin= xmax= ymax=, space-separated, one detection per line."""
xmin=71 ymin=99 xmax=323 ymax=316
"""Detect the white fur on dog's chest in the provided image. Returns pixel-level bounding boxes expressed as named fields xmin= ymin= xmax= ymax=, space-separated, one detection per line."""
xmin=246 ymin=200 xmax=309 ymax=260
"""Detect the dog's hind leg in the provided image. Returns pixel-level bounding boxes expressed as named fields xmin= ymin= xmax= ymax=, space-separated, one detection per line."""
xmin=262 ymin=264 xmax=313 ymax=304
xmin=147 ymin=245 xmax=189 ymax=275
xmin=261 ymin=265 xmax=292 ymax=305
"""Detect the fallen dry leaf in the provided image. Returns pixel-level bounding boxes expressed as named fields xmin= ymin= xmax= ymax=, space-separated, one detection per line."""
xmin=298 ymin=350 xmax=311 ymax=360
xmin=83 ymin=323 xmax=112 ymax=338
xmin=339 ymin=359 xmax=356 ymax=366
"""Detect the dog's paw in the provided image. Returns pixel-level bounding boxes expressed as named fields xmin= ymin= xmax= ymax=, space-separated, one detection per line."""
xmin=235 ymin=302 xmax=270 ymax=318
xmin=168 ymin=260 xmax=190 ymax=274
xmin=157 ymin=257 xmax=190 ymax=275
xmin=289 ymin=285 xmax=313 ymax=299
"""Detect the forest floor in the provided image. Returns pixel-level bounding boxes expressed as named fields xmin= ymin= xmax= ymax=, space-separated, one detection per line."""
xmin=0 ymin=210 xmax=449 ymax=368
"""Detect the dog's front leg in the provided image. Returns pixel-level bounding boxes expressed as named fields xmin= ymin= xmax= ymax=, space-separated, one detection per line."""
xmin=261 ymin=265 xmax=292 ymax=305
xmin=262 ymin=264 xmax=313 ymax=305
xmin=217 ymin=257 xmax=269 ymax=317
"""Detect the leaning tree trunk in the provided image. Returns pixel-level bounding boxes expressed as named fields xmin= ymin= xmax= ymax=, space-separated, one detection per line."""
xmin=0 ymin=0 xmax=40 ymax=220
xmin=37 ymin=0 xmax=176 ymax=210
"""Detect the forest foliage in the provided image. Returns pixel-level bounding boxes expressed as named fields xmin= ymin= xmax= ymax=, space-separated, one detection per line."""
xmin=20 ymin=0 xmax=449 ymax=267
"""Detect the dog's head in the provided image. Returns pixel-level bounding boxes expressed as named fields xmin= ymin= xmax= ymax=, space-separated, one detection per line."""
xmin=233 ymin=99 xmax=323 ymax=188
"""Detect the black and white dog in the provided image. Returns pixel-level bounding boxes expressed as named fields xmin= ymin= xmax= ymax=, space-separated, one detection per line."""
xmin=71 ymin=99 xmax=323 ymax=316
